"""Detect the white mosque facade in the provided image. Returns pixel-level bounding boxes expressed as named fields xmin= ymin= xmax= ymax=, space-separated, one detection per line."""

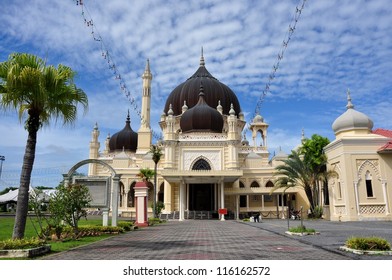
xmin=86 ymin=55 xmax=392 ymax=222
xmin=87 ymin=55 xmax=309 ymax=220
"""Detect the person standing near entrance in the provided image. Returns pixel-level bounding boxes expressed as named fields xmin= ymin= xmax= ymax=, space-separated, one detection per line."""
xmin=254 ymin=212 xmax=261 ymax=222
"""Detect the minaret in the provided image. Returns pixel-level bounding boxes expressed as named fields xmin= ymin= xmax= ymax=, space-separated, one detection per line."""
xmin=137 ymin=59 xmax=153 ymax=153
xmin=88 ymin=122 xmax=100 ymax=175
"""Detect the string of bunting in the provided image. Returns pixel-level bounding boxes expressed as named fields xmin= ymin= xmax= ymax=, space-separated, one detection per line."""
xmin=251 ymin=0 xmax=307 ymax=122
xmin=74 ymin=0 xmax=162 ymax=140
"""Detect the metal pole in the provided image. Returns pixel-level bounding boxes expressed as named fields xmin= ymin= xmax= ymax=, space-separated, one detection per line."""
xmin=300 ymin=206 xmax=304 ymax=234
xmin=287 ymin=204 xmax=290 ymax=231
xmin=153 ymin=162 xmax=157 ymax=218
xmin=0 ymin=155 xmax=4 ymax=179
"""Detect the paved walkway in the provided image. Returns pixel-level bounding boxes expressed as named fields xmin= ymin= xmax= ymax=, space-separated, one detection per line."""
xmin=41 ymin=219 xmax=392 ymax=260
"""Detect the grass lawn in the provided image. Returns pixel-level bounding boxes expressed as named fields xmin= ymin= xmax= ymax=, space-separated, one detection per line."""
xmin=0 ymin=215 xmax=124 ymax=258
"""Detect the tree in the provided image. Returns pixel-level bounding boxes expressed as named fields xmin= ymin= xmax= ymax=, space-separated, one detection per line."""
xmin=137 ymin=168 xmax=155 ymax=183
xmin=273 ymin=150 xmax=317 ymax=211
xmin=150 ymin=144 xmax=162 ymax=218
xmin=272 ymin=134 xmax=333 ymax=215
xmin=298 ymin=134 xmax=331 ymax=207
xmin=0 ymin=53 xmax=88 ymax=239
xmin=49 ymin=183 xmax=92 ymax=237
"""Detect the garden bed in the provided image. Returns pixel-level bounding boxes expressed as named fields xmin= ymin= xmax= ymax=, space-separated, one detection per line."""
xmin=339 ymin=246 xmax=392 ymax=256
xmin=285 ymin=231 xmax=320 ymax=236
xmin=0 ymin=244 xmax=51 ymax=258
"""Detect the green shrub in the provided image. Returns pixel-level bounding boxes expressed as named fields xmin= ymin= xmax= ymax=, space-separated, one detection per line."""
xmin=0 ymin=237 xmax=46 ymax=250
xmin=148 ymin=217 xmax=165 ymax=226
xmin=242 ymin=218 xmax=250 ymax=222
xmin=345 ymin=236 xmax=391 ymax=251
xmin=118 ymin=221 xmax=134 ymax=231
xmin=289 ymin=225 xmax=316 ymax=233
xmin=46 ymin=225 xmax=125 ymax=240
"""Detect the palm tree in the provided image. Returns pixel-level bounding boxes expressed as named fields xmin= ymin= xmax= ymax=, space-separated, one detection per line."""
xmin=0 ymin=53 xmax=88 ymax=239
xmin=136 ymin=168 xmax=155 ymax=183
xmin=272 ymin=151 xmax=317 ymax=211
xmin=150 ymin=144 xmax=162 ymax=218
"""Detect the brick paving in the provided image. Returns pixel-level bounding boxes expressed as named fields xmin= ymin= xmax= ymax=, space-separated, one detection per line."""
xmin=41 ymin=219 xmax=362 ymax=260
xmin=251 ymin=219 xmax=392 ymax=260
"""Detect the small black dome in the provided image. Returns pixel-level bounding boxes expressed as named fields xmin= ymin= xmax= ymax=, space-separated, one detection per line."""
xmin=109 ymin=112 xmax=138 ymax=152
xmin=180 ymin=84 xmax=224 ymax=133
xmin=164 ymin=55 xmax=241 ymax=116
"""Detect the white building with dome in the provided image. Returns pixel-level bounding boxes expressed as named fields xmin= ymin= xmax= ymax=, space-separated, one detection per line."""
xmin=86 ymin=53 xmax=310 ymax=220
xmin=325 ymin=90 xmax=392 ymax=221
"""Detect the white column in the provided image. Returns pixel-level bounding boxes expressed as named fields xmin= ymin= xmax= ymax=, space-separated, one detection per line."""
xmin=246 ymin=195 xmax=249 ymax=211
xmin=220 ymin=181 xmax=225 ymax=221
xmin=186 ymin=184 xmax=189 ymax=211
xmin=262 ymin=194 xmax=265 ymax=210
xmin=354 ymin=181 xmax=360 ymax=215
xmin=179 ymin=181 xmax=186 ymax=221
xmin=382 ymin=180 xmax=389 ymax=214
xmin=102 ymin=208 xmax=109 ymax=226
xmin=236 ymin=195 xmax=240 ymax=220
xmin=111 ymin=175 xmax=121 ymax=227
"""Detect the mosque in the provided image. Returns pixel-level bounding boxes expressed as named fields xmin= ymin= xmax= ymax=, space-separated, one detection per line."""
xmin=86 ymin=53 xmax=392 ymax=221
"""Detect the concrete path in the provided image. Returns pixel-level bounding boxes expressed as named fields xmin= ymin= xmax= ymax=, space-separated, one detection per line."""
xmin=41 ymin=219 xmax=390 ymax=260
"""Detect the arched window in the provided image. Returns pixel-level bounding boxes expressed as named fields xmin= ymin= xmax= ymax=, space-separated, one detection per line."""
xmin=127 ymin=182 xmax=135 ymax=207
xmin=239 ymin=181 xmax=245 ymax=188
xmin=158 ymin=182 xmax=164 ymax=202
xmin=192 ymin=158 xmax=211 ymax=170
xmin=119 ymin=183 xmax=125 ymax=207
xmin=365 ymin=171 xmax=374 ymax=198
xmin=250 ymin=181 xmax=260 ymax=188
xmin=265 ymin=181 xmax=274 ymax=188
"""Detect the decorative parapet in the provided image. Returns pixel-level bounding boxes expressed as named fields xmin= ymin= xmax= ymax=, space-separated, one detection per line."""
xmin=179 ymin=133 xmax=227 ymax=141
xmin=239 ymin=146 xmax=268 ymax=152
xmin=161 ymin=169 xmax=243 ymax=183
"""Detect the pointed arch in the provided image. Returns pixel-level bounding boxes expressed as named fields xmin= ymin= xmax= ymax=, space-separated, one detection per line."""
xmin=357 ymin=160 xmax=380 ymax=181
xmin=191 ymin=157 xmax=212 ymax=170
xmin=265 ymin=180 xmax=274 ymax=188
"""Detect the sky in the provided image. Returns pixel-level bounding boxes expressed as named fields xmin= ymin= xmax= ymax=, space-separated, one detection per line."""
xmin=0 ymin=0 xmax=391 ymax=190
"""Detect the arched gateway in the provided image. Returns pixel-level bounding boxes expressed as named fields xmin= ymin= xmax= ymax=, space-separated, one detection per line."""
xmin=63 ymin=159 xmax=121 ymax=226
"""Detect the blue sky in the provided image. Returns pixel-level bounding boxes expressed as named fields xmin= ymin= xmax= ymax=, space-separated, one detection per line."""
xmin=1 ymin=0 xmax=392 ymax=190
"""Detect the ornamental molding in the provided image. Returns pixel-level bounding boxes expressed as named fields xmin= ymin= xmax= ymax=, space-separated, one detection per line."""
xmin=356 ymin=159 xmax=381 ymax=181
xmin=183 ymin=150 xmax=221 ymax=171
xmin=179 ymin=133 xmax=227 ymax=141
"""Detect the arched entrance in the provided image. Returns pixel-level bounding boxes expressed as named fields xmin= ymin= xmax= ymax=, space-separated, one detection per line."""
xmin=189 ymin=158 xmax=214 ymax=211
xmin=63 ymin=159 xmax=121 ymax=226
xmin=189 ymin=184 xmax=215 ymax=211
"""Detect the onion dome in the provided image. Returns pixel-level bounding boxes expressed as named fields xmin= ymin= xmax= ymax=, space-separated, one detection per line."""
xmin=164 ymin=50 xmax=241 ymax=116
xmin=180 ymin=83 xmax=224 ymax=133
xmin=253 ymin=113 xmax=264 ymax=123
xmin=109 ymin=111 xmax=138 ymax=152
xmin=332 ymin=90 xmax=373 ymax=135
xmin=241 ymin=133 xmax=249 ymax=146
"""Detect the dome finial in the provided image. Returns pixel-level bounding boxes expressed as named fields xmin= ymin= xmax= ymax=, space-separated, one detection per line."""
xmin=168 ymin=104 xmax=174 ymax=116
xmin=145 ymin=59 xmax=150 ymax=72
xmin=229 ymin=103 xmax=236 ymax=115
xmin=346 ymin=88 xmax=354 ymax=109
xmin=198 ymin=81 xmax=205 ymax=98
xmin=127 ymin=109 xmax=130 ymax=123
xmin=200 ymin=46 xmax=205 ymax=67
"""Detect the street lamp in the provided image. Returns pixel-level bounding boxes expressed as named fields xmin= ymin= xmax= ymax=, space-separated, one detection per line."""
xmin=286 ymin=181 xmax=293 ymax=231
xmin=0 ymin=155 xmax=5 ymax=179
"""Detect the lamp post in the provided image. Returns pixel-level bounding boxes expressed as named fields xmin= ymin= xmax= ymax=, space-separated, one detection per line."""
xmin=286 ymin=181 xmax=293 ymax=231
xmin=0 ymin=155 xmax=4 ymax=179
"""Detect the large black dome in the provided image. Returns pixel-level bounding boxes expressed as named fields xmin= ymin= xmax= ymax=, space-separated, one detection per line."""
xmin=109 ymin=112 xmax=138 ymax=152
xmin=164 ymin=55 xmax=241 ymax=116
xmin=180 ymin=84 xmax=224 ymax=133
